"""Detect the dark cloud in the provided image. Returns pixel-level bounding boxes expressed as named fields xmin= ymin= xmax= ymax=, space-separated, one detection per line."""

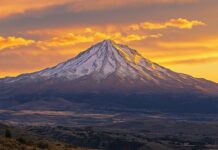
xmin=0 ymin=0 xmax=208 ymax=36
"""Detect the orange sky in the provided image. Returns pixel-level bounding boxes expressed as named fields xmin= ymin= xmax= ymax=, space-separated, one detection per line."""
xmin=0 ymin=0 xmax=218 ymax=83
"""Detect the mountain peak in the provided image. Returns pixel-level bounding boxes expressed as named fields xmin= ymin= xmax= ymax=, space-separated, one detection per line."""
xmin=94 ymin=39 xmax=139 ymax=60
xmin=9 ymin=39 xmax=160 ymax=82
xmin=102 ymin=39 xmax=114 ymax=43
xmin=0 ymin=39 xmax=191 ymax=83
xmin=96 ymin=39 xmax=114 ymax=47
xmin=97 ymin=39 xmax=116 ymax=50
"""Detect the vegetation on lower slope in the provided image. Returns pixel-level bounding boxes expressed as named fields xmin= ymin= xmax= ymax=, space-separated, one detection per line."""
xmin=0 ymin=136 xmax=93 ymax=150
xmin=0 ymin=123 xmax=93 ymax=150
xmin=0 ymin=135 xmax=96 ymax=150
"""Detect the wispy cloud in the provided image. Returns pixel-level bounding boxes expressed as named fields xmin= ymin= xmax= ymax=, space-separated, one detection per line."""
xmin=0 ymin=36 xmax=35 ymax=51
xmin=130 ymin=18 xmax=205 ymax=30
xmin=37 ymin=30 xmax=162 ymax=49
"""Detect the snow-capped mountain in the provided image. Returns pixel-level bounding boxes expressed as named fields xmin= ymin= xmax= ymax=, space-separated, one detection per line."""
xmin=2 ymin=39 xmax=218 ymax=94
xmin=1 ymin=39 xmax=218 ymax=114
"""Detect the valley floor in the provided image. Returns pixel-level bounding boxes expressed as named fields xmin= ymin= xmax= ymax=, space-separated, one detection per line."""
xmin=1 ymin=115 xmax=218 ymax=150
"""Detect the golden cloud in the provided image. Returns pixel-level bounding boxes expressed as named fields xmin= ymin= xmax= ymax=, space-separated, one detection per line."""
xmin=166 ymin=18 xmax=205 ymax=29
xmin=25 ymin=18 xmax=203 ymax=49
xmin=37 ymin=29 xmax=162 ymax=49
xmin=37 ymin=33 xmax=94 ymax=49
xmin=0 ymin=36 xmax=35 ymax=51
xmin=130 ymin=18 xmax=205 ymax=30
xmin=94 ymin=32 xmax=162 ymax=42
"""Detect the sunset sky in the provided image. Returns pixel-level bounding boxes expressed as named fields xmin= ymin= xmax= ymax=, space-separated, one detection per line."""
xmin=0 ymin=0 xmax=218 ymax=82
